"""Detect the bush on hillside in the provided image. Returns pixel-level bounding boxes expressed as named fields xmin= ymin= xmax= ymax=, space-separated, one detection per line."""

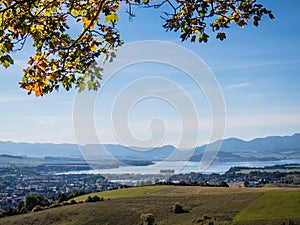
xmin=85 ymin=195 xmax=103 ymax=203
xmin=219 ymin=181 xmax=229 ymax=187
xmin=69 ymin=199 xmax=78 ymax=204
xmin=173 ymin=203 xmax=189 ymax=214
xmin=139 ymin=213 xmax=156 ymax=225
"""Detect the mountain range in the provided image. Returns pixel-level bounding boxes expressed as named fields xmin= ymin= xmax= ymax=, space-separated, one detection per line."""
xmin=0 ymin=133 xmax=299 ymax=163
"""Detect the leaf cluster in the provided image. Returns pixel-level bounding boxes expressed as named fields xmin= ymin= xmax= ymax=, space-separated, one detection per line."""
xmin=0 ymin=0 xmax=122 ymax=96
xmin=0 ymin=0 xmax=274 ymax=96
xmin=160 ymin=0 xmax=274 ymax=43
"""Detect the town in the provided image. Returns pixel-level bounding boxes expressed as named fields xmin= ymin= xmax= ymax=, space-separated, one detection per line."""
xmin=0 ymin=164 xmax=299 ymax=212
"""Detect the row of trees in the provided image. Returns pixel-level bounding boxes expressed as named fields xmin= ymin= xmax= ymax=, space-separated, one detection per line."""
xmin=158 ymin=180 xmax=229 ymax=187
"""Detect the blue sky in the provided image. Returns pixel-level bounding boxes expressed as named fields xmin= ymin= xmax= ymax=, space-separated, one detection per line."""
xmin=0 ymin=1 xmax=299 ymax=147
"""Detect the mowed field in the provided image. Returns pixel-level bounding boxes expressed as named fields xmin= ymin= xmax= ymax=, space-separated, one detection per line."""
xmin=0 ymin=186 xmax=299 ymax=225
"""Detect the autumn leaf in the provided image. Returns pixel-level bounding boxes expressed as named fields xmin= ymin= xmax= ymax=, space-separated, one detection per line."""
xmin=0 ymin=0 xmax=273 ymax=96
xmin=82 ymin=17 xmax=95 ymax=30
xmin=91 ymin=44 xmax=97 ymax=51
xmin=34 ymin=86 xmax=42 ymax=97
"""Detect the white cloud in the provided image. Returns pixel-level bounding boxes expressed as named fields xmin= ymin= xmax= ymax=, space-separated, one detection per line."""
xmin=225 ymin=82 xmax=252 ymax=90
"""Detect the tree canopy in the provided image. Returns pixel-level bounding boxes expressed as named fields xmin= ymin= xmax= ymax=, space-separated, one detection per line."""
xmin=0 ymin=0 xmax=274 ymax=96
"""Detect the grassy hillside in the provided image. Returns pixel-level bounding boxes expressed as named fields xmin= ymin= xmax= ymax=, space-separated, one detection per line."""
xmin=0 ymin=186 xmax=299 ymax=225
xmin=74 ymin=185 xmax=169 ymax=201
xmin=234 ymin=191 xmax=300 ymax=223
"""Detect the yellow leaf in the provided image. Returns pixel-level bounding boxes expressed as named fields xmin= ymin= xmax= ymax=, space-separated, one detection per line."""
xmin=40 ymin=77 xmax=49 ymax=85
xmin=91 ymin=45 xmax=97 ymax=51
xmin=33 ymin=52 xmax=41 ymax=61
xmin=71 ymin=9 xmax=79 ymax=17
xmin=44 ymin=11 xmax=51 ymax=17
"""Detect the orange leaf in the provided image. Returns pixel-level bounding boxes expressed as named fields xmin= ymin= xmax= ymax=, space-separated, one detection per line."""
xmin=82 ymin=17 xmax=94 ymax=30
xmin=25 ymin=85 xmax=32 ymax=91
xmin=33 ymin=84 xmax=42 ymax=97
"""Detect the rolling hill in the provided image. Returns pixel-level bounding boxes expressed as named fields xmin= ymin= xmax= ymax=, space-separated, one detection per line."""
xmin=0 ymin=186 xmax=299 ymax=225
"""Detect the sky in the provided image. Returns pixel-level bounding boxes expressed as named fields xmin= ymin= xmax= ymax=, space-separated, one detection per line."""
xmin=0 ymin=1 xmax=299 ymax=148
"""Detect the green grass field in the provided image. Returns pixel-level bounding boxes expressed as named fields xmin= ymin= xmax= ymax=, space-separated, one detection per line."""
xmin=74 ymin=185 xmax=170 ymax=201
xmin=0 ymin=186 xmax=299 ymax=225
xmin=234 ymin=191 xmax=300 ymax=222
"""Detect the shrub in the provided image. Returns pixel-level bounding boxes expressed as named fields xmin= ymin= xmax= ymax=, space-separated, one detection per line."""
xmin=92 ymin=195 xmax=100 ymax=202
xmin=85 ymin=195 xmax=103 ymax=202
xmin=219 ymin=181 xmax=229 ymax=187
xmin=85 ymin=196 xmax=92 ymax=202
xmin=0 ymin=210 xmax=6 ymax=218
xmin=49 ymin=202 xmax=62 ymax=208
xmin=59 ymin=190 xmax=87 ymax=202
xmin=139 ymin=213 xmax=156 ymax=225
xmin=196 ymin=218 xmax=203 ymax=223
xmin=69 ymin=199 xmax=78 ymax=204
xmin=173 ymin=203 xmax=189 ymax=214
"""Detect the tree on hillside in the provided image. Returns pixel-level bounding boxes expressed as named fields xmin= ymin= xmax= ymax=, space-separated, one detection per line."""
xmin=24 ymin=194 xmax=48 ymax=211
xmin=0 ymin=0 xmax=274 ymax=96
xmin=219 ymin=181 xmax=229 ymax=187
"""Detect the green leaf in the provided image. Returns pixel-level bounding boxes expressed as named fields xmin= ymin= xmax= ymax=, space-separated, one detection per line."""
xmin=87 ymin=80 xmax=94 ymax=90
xmin=3 ymin=60 xmax=10 ymax=68
xmin=0 ymin=55 xmax=14 ymax=68
xmin=216 ymin=32 xmax=226 ymax=41
xmin=104 ymin=13 xmax=119 ymax=26
xmin=191 ymin=35 xmax=196 ymax=42
xmin=0 ymin=42 xmax=13 ymax=53
xmin=78 ymin=82 xmax=86 ymax=92
xmin=199 ymin=33 xmax=209 ymax=43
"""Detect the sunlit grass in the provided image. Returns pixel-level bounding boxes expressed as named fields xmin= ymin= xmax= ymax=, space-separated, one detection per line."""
xmin=234 ymin=191 xmax=300 ymax=221
xmin=74 ymin=185 xmax=170 ymax=202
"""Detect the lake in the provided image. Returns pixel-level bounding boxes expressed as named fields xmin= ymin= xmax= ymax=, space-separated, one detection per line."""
xmin=61 ymin=159 xmax=300 ymax=175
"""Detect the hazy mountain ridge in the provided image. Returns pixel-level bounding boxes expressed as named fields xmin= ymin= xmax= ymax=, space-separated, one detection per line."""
xmin=192 ymin=133 xmax=300 ymax=161
xmin=0 ymin=133 xmax=299 ymax=162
